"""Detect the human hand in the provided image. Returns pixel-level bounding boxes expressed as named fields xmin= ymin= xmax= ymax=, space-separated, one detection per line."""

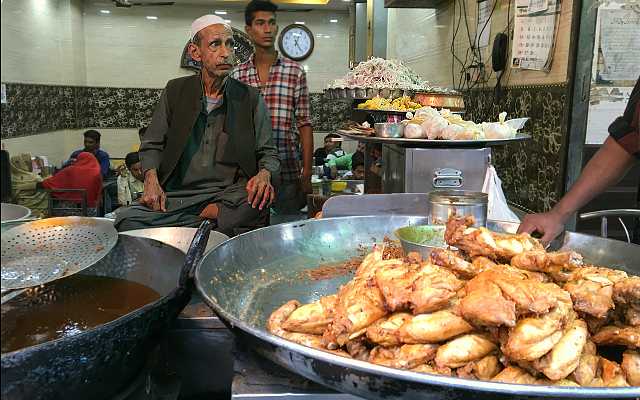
xmin=68 ymin=158 xmax=76 ymax=165
xmin=116 ymin=163 xmax=128 ymax=178
xmin=330 ymin=166 xmax=339 ymax=179
xmin=35 ymin=156 xmax=45 ymax=169
xmin=517 ymin=211 xmax=566 ymax=247
xmin=246 ymin=169 xmax=274 ymax=210
xmin=140 ymin=170 xmax=166 ymax=211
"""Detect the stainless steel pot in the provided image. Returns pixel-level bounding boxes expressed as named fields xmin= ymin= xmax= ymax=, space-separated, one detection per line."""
xmin=195 ymin=216 xmax=639 ymax=399
xmin=429 ymin=190 xmax=488 ymax=227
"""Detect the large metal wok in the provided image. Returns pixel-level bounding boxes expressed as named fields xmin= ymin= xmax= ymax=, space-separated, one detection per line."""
xmin=1 ymin=221 xmax=213 ymax=400
xmin=195 ymin=216 xmax=640 ymax=400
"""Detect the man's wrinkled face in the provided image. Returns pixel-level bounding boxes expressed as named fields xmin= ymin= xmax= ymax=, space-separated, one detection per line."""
xmin=190 ymin=24 xmax=236 ymax=78
xmin=353 ymin=165 xmax=365 ymax=180
xmin=245 ymin=11 xmax=277 ymax=49
xmin=84 ymin=137 xmax=98 ymax=153
xmin=129 ymin=162 xmax=144 ymax=182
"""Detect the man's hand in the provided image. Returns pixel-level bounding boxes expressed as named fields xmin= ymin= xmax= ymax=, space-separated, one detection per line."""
xmin=140 ymin=169 xmax=166 ymax=211
xmin=246 ymin=169 xmax=274 ymax=210
xmin=67 ymin=158 xmax=76 ymax=165
xmin=300 ymin=170 xmax=313 ymax=195
xmin=116 ymin=163 xmax=128 ymax=178
xmin=517 ymin=211 xmax=566 ymax=247
xmin=35 ymin=156 xmax=45 ymax=170
xmin=330 ymin=166 xmax=339 ymax=179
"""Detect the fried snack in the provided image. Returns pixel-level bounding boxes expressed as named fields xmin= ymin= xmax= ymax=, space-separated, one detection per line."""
xmin=397 ymin=308 xmax=474 ymax=344
xmin=354 ymin=244 xmax=386 ymax=279
xmin=491 ymin=366 xmax=537 ymax=384
xmin=411 ymin=361 xmax=453 ymax=376
xmin=444 ymin=213 xmax=542 ymax=263
xmin=456 ymin=355 xmax=501 ymax=380
xmin=372 ymin=259 xmax=418 ymax=312
xmin=532 ymin=319 xmax=588 ymax=381
xmin=601 ymin=358 xmax=630 ymax=387
xmin=281 ymin=295 xmax=337 ymax=335
xmin=571 ymin=341 xmax=599 ymax=387
xmin=430 ymin=248 xmax=483 ymax=278
xmin=563 ymin=266 xmax=627 ymax=318
xmin=622 ymin=350 xmax=640 ymax=386
xmin=324 ymin=277 xmax=387 ymax=347
xmin=267 ymin=299 xmax=299 ymax=337
xmin=366 ymin=312 xmax=412 ymax=346
xmin=510 ymin=250 xmax=582 ymax=274
xmin=434 ymin=333 xmax=498 ymax=368
xmin=370 ymin=343 xmax=438 ymax=369
xmin=592 ymin=325 xmax=640 ymax=348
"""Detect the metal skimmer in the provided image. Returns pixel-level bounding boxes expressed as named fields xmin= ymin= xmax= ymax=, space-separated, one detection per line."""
xmin=1 ymin=217 xmax=118 ymax=290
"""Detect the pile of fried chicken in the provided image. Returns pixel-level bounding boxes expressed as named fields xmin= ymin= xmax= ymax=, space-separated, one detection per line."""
xmin=267 ymin=213 xmax=639 ymax=387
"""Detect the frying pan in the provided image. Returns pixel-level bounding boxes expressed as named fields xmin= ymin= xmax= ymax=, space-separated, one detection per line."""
xmin=195 ymin=216 xmax=640 ymax=400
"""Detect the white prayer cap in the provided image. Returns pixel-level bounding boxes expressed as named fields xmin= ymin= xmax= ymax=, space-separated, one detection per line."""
xmin=191 ymin=15 xmax=231 ymax=42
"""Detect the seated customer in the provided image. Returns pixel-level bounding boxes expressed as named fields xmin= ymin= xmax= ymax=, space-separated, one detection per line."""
xmin=131 ymin=126 xmax=147 ymax=153
xmin=10 ymin=153 xmax=49 ymax=218
xmin=61 ymin=130 xmax=110 ymax=177
xmin=327 ymin=141 xmax=365 ymax=179
xmin=116 ymin=152 xmax=144 ymax=206
xmin=314 ymin=133 xmax=342 ymax=166
xmin=15 ymin=152 xmax=103 ymax=217
xmin=340 ymin=150 xmax=365 ymax=180
xmin=114 ymin=15 xmax=281 ymax=236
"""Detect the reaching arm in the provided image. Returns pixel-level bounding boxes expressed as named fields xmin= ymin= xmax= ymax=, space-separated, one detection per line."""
xmin=517 ymin=136 xmax=638 ymax=245
xmin=139 ymin=169 xmax=166 ymax=211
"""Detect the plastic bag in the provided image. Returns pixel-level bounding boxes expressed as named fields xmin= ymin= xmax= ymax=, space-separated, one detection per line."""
xmin=482 ymin=164 xmax=520 ymax=223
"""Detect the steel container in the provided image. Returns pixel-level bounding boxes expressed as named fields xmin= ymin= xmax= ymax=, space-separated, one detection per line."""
xmin=429 ymin=190 xmax=488 ymax=227
xmin=374 ymin=123 xmax=404 ymax=138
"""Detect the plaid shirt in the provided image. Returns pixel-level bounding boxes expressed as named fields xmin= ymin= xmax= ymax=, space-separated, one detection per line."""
xmin=231 ymin=53 xmax=313 ymax=184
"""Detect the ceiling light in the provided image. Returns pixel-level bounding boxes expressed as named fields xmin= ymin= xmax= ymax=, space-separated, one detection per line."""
xmin=330 ymin=19 xmax=337 ymax=22
xmin=295 ymin=21 xmax=305 ymax=25
xmin=324 ymin=35 xmax=330 ymax=38
xmin=101 ymin=10 xmax=110 ymax=13
xmin=147 ymin=16 xmax=157 ymax=19
xmin=215 ymin=11 xmax=227 ymax=15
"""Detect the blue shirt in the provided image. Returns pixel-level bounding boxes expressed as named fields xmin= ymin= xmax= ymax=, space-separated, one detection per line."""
xmin=61 ymin=149 xmax=110 ymax=176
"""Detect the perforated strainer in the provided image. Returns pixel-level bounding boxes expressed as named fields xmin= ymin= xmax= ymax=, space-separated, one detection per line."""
xmin=1 ymin=217 xmax=118 ymax=290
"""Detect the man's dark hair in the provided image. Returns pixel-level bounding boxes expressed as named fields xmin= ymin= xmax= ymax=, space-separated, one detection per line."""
xmin=245 ymin=0 xmax=278 ymax=26
xmin=324 ymin=133 xmax=341 ymax=141
xmin=138 ymin=126 xmax=148 ymax=136
xmin=83 ymin=129 xmax=101 ymax=142
xmin=351 ymin=151 xmax=365 ymax=170
xmin=125 ymin=152 xmax=140 ymax=169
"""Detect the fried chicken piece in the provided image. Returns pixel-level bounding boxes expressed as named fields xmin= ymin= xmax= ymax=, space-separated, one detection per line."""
xmin=434 ymin=333 xmax=498 ymax=368
xmin=397 ymin=309 xmax=474 ymax=344
xmin=533 ymin=319 xmax=588 ymax=381
xmin=370 ymin=343 xmax=438 ymax=369
xmin=411 ymin=361 xmax=453 ymax=376
xmin=621 ymin=350 xmax=640 ymax=386
xmin=613 ymin=276 xmax=640 ymax=306
xmin=366 ymin=312 xmax=412 ymax=346
xmin=354 ymin=244 xmax=385 ymax=279
xmin=510 ymin=250 xmax=582 ymax=275
xmin=430 ymin=248 xmax=482 ymax=278
xmin=444 ymin=213 xmax=543 ymax=263
xmin=601 ymin=358 xmax=630 ymax=387
xmin=626 ymin=307 xmax=640 ymax=326
xmin=409 ymin=262 xmax=464 ymax=314
xmin=456 ymin=355 xmax=501 ymax=381
xmin=504 ymin=297 xmax=572 ymax=362
xmin=345 ymin=338 xmax=370 ymax=361
xmin=281 ymin=295 xmax=336 ymax=335
xmin=460 ymin=264 xmax=567 ymax=327
xmin=324 ymin=277 xmax=388 ymax=347
xmin=592 ymin=325 xmax=640 ymax=348
xmin=404 ymin=251 xmax=423 ymax=265
xmin=571 ymin=341 xmax=598 ymax=387
xmin=267 ymin=300 xmax=300 ymax=336
xmin=491 ymin=366 xmax=537 ymax=384
xmin=372 ymin=259 xmax=417 ymax=312
xmin=563 ymin=266 xmax=627 ymax=318
xmin=533 ymin=379 xmax=580 ymax=386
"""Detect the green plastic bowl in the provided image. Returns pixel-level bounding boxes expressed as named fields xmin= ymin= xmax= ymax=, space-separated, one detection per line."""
xmin=394 ymin=224 xmax=452 ymax=259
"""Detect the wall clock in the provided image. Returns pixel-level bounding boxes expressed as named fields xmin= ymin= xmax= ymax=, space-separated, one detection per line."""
xmin=278 ymin=24 xmax=314 ymax=61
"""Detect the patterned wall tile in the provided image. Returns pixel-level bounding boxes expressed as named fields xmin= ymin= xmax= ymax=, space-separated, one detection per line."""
xmin=464 ymin=84 xmax=567 ymax=214
xmin=308 ymin=93 xmax=352 ymax=132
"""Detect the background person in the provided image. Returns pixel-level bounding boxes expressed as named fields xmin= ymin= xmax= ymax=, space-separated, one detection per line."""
xmin=231 ymin=0 xmax=314 ymax=215
xmin=61 ymin=129 xmax=110 ymax=177
xmin=10 ymin=153 xmax=49 ymax=218
xmin=518 ymin=77 xmax=639 ymax=245
xmin=314 ymin=133 xmax=341 ymax=166
xmin=114 ymin=15 xmax=281 ymax=236
xmin=131 ymin=126 xmax=147 ymax=153
xmin=339 ymin=150 xmax=366 ymax=180
xmin=116 ymin=152 xmax=144 ymax=206
xmin=15 ymin=152 xmax=103 ymax=217
xmin=326 ymin=141 xmax=365 ymax=179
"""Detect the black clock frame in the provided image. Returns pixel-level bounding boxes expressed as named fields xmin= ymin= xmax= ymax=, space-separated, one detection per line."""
xmin=278 ymin=23 xmax=315 ymax=61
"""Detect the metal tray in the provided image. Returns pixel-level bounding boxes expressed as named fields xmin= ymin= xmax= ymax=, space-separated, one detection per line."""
xmin=337 ymin=131 xmax=532 ymax=148
xmin=195 ymin=216 xmax=639 ymax=400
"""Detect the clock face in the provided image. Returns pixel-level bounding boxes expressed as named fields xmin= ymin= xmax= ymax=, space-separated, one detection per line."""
xmin=278 ymin=24 xmax=314 ymax=61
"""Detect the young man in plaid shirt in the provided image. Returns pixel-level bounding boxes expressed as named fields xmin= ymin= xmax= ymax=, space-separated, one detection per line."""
xmin=231 ymin=0 xmax=314 ymax=215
